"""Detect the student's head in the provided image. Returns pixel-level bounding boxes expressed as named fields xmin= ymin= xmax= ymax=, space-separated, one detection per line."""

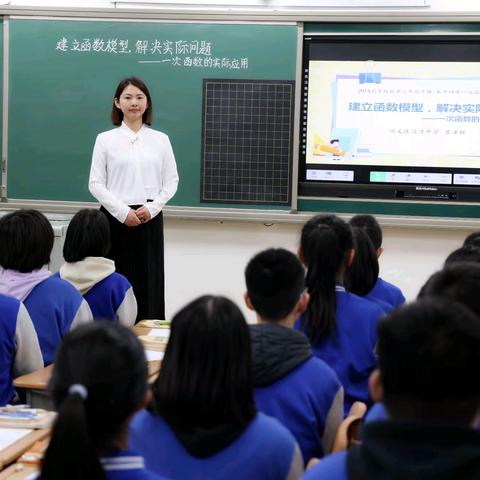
xmin=345 ymin=226 xmax=379 ymax=296
xmin=370 ymin=299 xmax=480 ymax=426
xmin=111 ymin=76 xmax=153 ymax=126
xmin=41 ymin=322 xmax=150 ymax=480
xmin=244 ymin=248 xmax=307 ymax=323
xmin=0 ymin=209 xmax=53 ymax=272
xmin=418 ymin=262 xmax=480 ymax=317
xmin=444 ymin=245 xmax=480 ymax=266
xmin=463 ymin=231 xmax=480 ymax=249
xmin=299 ymin=214 xmax=353 ymax=343
xmin=151 ymin=295 xmax=256 ymax=430
xmin=349 ymin=214 xmax=383 ymax=255
xmin=63 ymin=209 xmax=111 ymax=262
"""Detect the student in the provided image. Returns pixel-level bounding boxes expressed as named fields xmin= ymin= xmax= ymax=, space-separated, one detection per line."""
xmin=57 ymin=209 xmax=137 ymax=326
xmin=345 ymin=227 xmax=392 ymax=313
xmin=349 ymin=214 xmax=405 ymax=308
xmin=39 ymin=322 xmax=165 ymax=480
xmin=295 ymin=214 xmax=384 ymax=413
xmin=366 ymin=261 xmax=480 ymax=426
xmin=245 ymin=248 xmax=344 ymax=464
xmin=0 ymin=294 xmax=43 ymax=406
xmin=0 ymin=210 xmax=92 ymax=365
xmin=89 ymin=77 xmax=179 ymax=322
xmin=130 ymin=295 xmax=303 ymax=480
xmin=304 ymin=299 xmax=480 ymax=480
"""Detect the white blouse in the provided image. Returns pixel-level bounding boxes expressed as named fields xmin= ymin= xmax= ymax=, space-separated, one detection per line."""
xmin=89 ymin=122 xmax=179 ymax=223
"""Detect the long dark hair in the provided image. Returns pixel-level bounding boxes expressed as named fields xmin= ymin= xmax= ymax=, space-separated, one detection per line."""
xmin=300 ymin=214 xmax=353 ymax=344
xmin=151 ymin=295 xmax=256 ymax=429
xmin=345 ymin=226 xmax=379 ymax=296
xmin=40 ymin=322 xmax=148 ymax=480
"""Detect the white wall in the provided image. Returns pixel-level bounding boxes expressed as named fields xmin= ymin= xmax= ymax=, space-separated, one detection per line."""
xmin=163 ymin=217 xmax=470 ymax=321
xmin=5 ymin=0 xmax=480 ymax=11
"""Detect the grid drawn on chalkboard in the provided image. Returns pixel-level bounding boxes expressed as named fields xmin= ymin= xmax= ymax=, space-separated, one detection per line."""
xmin=201 ymin=79 xmax=294 ymax=205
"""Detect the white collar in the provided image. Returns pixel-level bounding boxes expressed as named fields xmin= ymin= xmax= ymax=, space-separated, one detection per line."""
xmin=335 ymin=284 xmax=346 ymax=292
xmin=120 ymin=122 xmax=145 ymax=143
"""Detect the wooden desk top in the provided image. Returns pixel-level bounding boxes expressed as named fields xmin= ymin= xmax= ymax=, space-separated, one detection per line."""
xmin=12 ymin=366 xmax=52 ymax=391
xmin=0 ymin=463 xmax=37 ymax=480
xmin=0 ymin=429 xmax=49 ymax=473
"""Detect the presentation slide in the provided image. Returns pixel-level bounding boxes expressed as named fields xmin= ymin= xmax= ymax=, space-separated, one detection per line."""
xmin=306 ymin=61 xmax=480 ymax=169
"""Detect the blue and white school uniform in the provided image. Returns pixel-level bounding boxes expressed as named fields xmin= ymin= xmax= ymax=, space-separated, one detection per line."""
xmin=101 ymin=450 xmax=168 ymax=480
xmin=0 ymin=294 xmax=43 ymax=405
xmin=23 ymin=276 xmax=92 ymax=365
xmin=366 ymin=277 xmax=405 ymax=309
xmin=129 ymin=411 xmax=303 ymax=480
xmin=251 ymin=323 xmax=343 ymax=464
xmin=296 ymin=286 xmax=384 ymax=414
xmin=57 ymin=257 xmax=137 ymax=326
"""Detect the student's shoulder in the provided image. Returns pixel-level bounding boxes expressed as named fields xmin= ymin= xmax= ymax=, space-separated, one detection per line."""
xmin=299 ymin=356 xmax=341 ymax=385
xmin=340 ymin=290 xmax=384 ymax=318
xmin=98 ymin=271 xmax=132 ymax=290
xmin=0 ymin=292 xmax=21 ymax=311
xmin=364 ymin=402 xmax=389 ymax=424
xmin=250 ymin=412 xmax=297 ymax=447
xmin=37 ymin=275 xmax=81 ymax=294
xmin=376 ymin=278 xmax=405 ymax=305
xmin=303 ymin=451 xmax=348 ymax=480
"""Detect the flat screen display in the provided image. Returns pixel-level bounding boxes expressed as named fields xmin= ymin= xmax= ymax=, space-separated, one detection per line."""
xmin=299 ymin=36 xmax=480 ymax=201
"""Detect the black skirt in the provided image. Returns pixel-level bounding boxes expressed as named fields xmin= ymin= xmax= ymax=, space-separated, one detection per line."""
xmin=100 ymin=206 xmax=165 ymax=322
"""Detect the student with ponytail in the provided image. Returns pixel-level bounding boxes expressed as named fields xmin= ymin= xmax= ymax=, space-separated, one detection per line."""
xmin=296 ymin=214 xmax=384 ymax=414
xmin=345 ymin=227 xmax=393 ymax=313
xmin=39 ymin=322 xmax=165 ymax=480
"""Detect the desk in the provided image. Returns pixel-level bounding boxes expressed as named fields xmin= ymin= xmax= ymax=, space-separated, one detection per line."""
xmin=0 ymin=463 xmax=37 ymax=480
xmin=13 ymin=359 xmax=161 ymax=408
xmin=0 ymin=428 xmax=48 ymax=474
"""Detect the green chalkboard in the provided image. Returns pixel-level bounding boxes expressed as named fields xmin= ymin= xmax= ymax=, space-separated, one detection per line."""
xmin=7 ymin=19 xmax=297 ymax=209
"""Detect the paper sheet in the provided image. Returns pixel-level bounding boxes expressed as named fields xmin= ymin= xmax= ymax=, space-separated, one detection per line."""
xmin=146 ymin=350 xmax=164 ymax=361
xmin=0 ymin=428 xmax=32 ymax=451
xmin=147 ymin=329 xmax=170 ymax=338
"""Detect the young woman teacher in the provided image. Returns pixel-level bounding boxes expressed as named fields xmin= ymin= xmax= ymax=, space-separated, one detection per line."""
xmin=89 ymin=77 xmax=179 ymax=322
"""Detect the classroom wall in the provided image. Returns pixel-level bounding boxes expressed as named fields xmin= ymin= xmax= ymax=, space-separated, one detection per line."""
xmin=163 ymin=218 xmax=470 ymax=321
xmin=6 ymin=0 xmax=480 ymax=12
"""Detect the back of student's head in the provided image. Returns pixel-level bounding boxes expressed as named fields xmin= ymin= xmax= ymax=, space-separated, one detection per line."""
xmin=151 ymin=295 xmax=256 ymax=430
xmin=300 ymin=214 xmax=353 ymax=344
xmin=245 ymin=248 xmax=305 ymax=321
xmin=349 ymin=214 xmax=382 ymax=251
xmin=345 ymin=226 xmax=379 ymax=296
xmin=418 ymin=262 xmax=480 ymax=317
xmin=444 ymin=245 xmax=480 ymax=266
xmin=377 ymin=298 xmax=480 ymax=426
xmin=63 ymin=209 xmax=111 ymax=262
xmin=463 ymin=231 xmax=480 ymax=249
xmin=41 ymin=322 xmax=148 ymax=480
xmin=0 ymin=209 xmax=53 ymax=272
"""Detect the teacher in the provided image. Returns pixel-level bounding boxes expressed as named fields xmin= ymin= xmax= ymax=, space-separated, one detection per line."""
xmin=89 ymin=77 xmax=179 ymax=322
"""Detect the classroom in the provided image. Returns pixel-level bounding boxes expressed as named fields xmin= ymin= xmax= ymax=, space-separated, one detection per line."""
xmin=0 ymin=0 xmax=479 ymax=478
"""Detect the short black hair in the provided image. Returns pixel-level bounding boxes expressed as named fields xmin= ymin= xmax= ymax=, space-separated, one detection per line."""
xmin=445 ymin=245 xmax=480 ymax=266
xmin=151 ymin=295 xmax=256 ymax=430
xmin=245 ymin=248 xmax=305 ymax=321
xmin=349 ymin=214 xmax=382 ymax=251
xmin=63 ymin=209 xmax=111 ymax=262
xmin=463 ymin=231 xmax=480 ymax=248
xmin=418 ymin=262 xmax=480 ymax=317
xmin=378 ymin=298 xmax=480 ymax=425
xmin=0 ymin=209 xmax=53 ymax=272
